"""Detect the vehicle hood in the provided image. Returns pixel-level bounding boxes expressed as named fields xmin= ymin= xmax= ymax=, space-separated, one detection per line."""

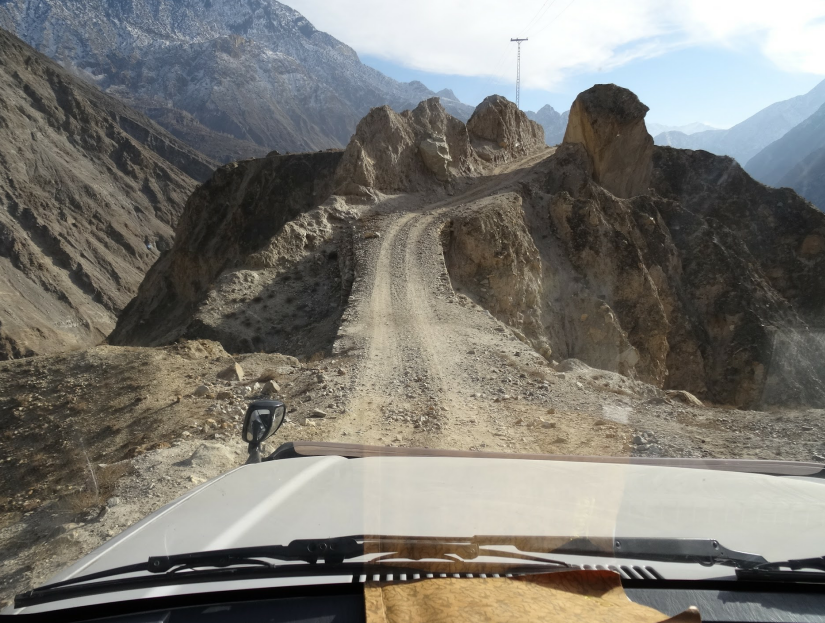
xmin=49 ymin=454 xmax=825 ymax=582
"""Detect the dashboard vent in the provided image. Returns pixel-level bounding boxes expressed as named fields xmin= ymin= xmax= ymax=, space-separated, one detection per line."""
xmin=582 ymin=564 xmax=664 ymax=580
xmin=355 ymin=565 xmax=663 ymax=584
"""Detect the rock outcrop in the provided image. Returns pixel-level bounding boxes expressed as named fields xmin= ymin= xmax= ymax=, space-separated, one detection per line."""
xmin=444 ymin=83 xmax=825 ymax=407
xmin=334 ymin=95 xmax=548 ymax=196
xmin=333 ymin=98 xmax=481 ymax=195
xmin=111 ymin=94 xmax=547 ymax=356
xmin=467 ymin=95 xmax=545 ymax=163
xmin=563 ymin=84 xmax=653 ymax=198
xmin=0 ymin=28 xmax=215 ymax=360
xmin=444 ymin=194 xmax=548 ymax=355
xmin=109 ymin=151 xmax=355 ymax=359
xmin=490 ymin=84 xmax=825 ymax=407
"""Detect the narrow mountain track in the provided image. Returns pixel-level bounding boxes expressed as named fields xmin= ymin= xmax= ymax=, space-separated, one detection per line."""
xmin=325 ymin=148 xmax=618 ymax=451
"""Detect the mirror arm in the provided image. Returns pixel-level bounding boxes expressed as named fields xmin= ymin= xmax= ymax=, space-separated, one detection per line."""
xmin=246 ymin=442 xmax=262 ymax=465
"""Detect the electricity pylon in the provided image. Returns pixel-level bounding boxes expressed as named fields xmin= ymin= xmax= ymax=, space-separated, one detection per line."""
xmin=510 ymin=38 xmax=528 ymax=109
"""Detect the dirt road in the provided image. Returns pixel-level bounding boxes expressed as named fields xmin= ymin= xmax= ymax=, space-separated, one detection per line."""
xmin=306 ymin=149 xmax=823 ymax=463
xmin=314 ymin=149 xmax=631 ymax=455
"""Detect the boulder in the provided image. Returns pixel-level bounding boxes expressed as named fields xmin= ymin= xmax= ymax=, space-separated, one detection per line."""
xmin=217 ymin=363 xmax=244 ymax=382
xmin=563 ymin=84 xmax=653 ymax=198
xmin=262 ymin=380 xmax=281 ymax=395
xmin=333 ymin=98 xmax=479 ymax=194
xmin=666 ymin=390 xmax=704 ymax=407
xmin=467 ymin=95 xmax=545 ymax=163
xmin=419 ymin=135 xmax=452 ymax=181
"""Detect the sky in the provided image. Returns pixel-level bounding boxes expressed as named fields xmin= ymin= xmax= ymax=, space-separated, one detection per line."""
xmin=285 ymin=0 xmax=825 ymax=129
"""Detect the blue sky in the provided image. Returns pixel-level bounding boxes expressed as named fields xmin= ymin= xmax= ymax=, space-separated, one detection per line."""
xmin=288 ymin=0 xmax=825 ymax=130
xmin=363 ymin=46 xmax=823 ymax=129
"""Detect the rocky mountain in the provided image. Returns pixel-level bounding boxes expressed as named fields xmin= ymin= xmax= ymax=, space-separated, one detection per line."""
xmin=536 ymin=84 xmax=825 ymax=406
xmin=109 ymin=83 xmax=825 ymax=408
xmin=526 ymin=105 xmax=569 ymax=145
xmin=0 ymin=27 xmax=215 ymax=360
xmin=778 ymin=146 xmax=825 ymax=213
xmin=745 ymin=102 xmax=825 ymax=209
xmin=434 ymin=89 xmax=475 ymax=122
xmin=109 ymin=96 xmax=544 ymax=354
xmin=653 ymin=78 xmax=825 ymax=164
xmin=0 ymin=0 xmax=474 ymax=162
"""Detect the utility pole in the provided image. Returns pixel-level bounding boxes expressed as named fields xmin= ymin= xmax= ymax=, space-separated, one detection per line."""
xmin=510 ymin=38 xmax=528 ymax=109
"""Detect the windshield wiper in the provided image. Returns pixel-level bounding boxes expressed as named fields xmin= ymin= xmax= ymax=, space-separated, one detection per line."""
xmin=15 ymin=535 xmax=765 ymax=609
xmin=499 ymin=536 xmax=767 ymax=568
xmin=736 ymin=556 xmax=825 ymax=583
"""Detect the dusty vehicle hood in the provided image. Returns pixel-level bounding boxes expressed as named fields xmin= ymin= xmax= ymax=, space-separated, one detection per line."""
xmin=12 ymin=454 xmax=825 ymax=613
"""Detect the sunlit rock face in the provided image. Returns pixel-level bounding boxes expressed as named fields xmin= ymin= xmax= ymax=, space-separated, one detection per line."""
xmin=527 ymin=84 xmax=825 ymax=407
xmin=563 ymin=84 xmax=653 ymax=199
xmin=467 ymin=95 xmax=546 ymax=164
xmin=333 ymin=98 xmax=480 ymax=195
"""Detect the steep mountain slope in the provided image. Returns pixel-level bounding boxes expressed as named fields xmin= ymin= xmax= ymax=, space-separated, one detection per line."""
xmin=0 ymin=0 xmax=472 ymax=161
xmin=496 ymin=84 xmax=825 ymax=407
xmin=745 ymin=102 xmax=825 ymax=207
xmin=0 ymin=27 xmax=216 ymax=360
xmin=778 ymin=147 xmax=825 ymax=211
xmin=526 ymin=105 xmax=569 ymax=145
xmin=654 ymin=78 xmax=825 ymax=164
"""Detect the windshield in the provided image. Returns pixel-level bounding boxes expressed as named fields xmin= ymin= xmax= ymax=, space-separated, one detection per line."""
xmin=1 ymin=0 xmax=825 ymax=611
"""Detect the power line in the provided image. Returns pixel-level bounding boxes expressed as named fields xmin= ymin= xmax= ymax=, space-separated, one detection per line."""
xmin=522 ymin=0 xmax=561 ymax=36
xmin=533 ymin=0 xmax=580 ymax=36
xmin=518 ymin=0 xmax=552 ymax=35
xmin=510 ymin=38 xmax=528 ymax=109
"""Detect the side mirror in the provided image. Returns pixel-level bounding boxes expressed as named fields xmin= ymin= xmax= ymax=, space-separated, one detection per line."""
xmin=241 ymin=400 xmax=286 ymax=464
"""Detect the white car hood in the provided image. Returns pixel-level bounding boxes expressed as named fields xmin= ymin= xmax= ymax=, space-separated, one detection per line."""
xmin=12 ymin=455 xmax=825 ymax=613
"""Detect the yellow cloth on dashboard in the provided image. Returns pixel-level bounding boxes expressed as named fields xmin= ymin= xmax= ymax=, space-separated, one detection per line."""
xmin=365 ymin=569 xmax=700 ymax=623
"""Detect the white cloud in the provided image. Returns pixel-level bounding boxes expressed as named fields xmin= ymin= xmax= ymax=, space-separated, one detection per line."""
xmin=285 ymin=0 xmax=825 ymax=88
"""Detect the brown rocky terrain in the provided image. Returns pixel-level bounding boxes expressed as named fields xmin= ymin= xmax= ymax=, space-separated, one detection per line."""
xmin=108 ymin=149 xmax=349 ymax=358
xmin=2 ymin=86 xmax=825 ymax=606
xmin=110 ymin=85 xmax=825 ymax=412
xmin=445 ymin=83 xmax=825 ymax=409
xmin=562 ymin=85 xmax=653 ymax=198
xmin=0 ymin=28 xmax=216 ymax=360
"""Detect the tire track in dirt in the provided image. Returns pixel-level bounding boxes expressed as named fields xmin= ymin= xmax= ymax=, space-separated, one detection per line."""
xmin=332 ymin=149 xmax=556 ymax=446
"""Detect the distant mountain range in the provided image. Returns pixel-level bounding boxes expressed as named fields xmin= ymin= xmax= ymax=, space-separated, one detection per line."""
xmin=647 ymin=121 xmax=718 ymax=136
xmin=745 ymin=102 xmax=825 ymax=210
xmin=525 ymin=107 xmax=716 ymax=148
xmin=0 ymin=0 xmax=474 ymax=162
xmin=653 ymin=79 xmax=825 ymax=165
xmin=526 ymin=105 xmax=569 ymax=145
